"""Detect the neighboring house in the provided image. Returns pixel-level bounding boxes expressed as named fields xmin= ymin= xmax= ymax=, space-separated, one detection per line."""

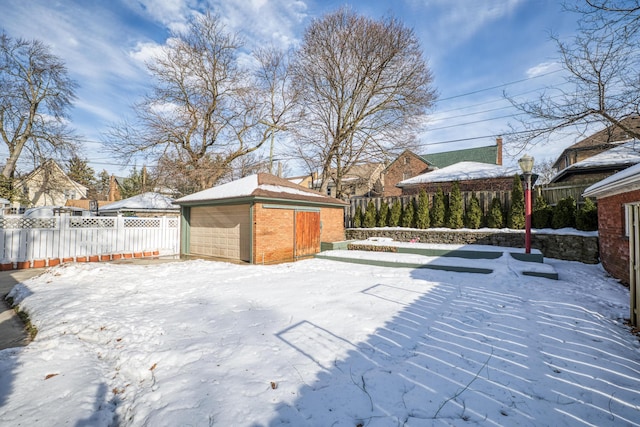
xmin=0 ymin=197 xmax=10 ymax=215
xmin=382 ymin=150 xmax=435 ymax=197
xmin=583 ymin=162 xmax=640 ymax=285
xmin=397 ymin=161 xmax=519 ymax=195
xmin=383 ymin=138 xmax=503 ymax=197
xmin=552 ymin=115 xmax=640 ymax=173
xmin=15 ymin=160 xmax=87 ymax=207
xmin=543 ymin=139 xmax=640 ymax=205
xmin=175 ymin=173 xmax=347 ymax=264
xmin=98 ymin=192 xmax=179 ymax=217
xmin=316 ymin=163 xmax=385 ymax=198
xmin=286 ymin=173 xmax=316 ymax=190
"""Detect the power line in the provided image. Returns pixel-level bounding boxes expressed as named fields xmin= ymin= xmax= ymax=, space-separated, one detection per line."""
xmin=436 ymin=69 xmax=563 ymax=102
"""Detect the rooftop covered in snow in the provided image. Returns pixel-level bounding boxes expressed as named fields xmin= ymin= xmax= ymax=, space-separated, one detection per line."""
xmin=99 ymin=192 xmax=178 ymax=215
xmin=397 ymin=161 xmax=519 ymax=187
xmin=551 ymin=139 xmax=640 ymax=183
xmin=175 ymin=173 xmax=347 ymax=206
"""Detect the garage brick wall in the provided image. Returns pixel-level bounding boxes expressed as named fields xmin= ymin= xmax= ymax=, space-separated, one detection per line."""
xmin=253 ymin=204 xmax=295 ymax=264
xmin=252 ymin=204 xmax=346 ymax=264
xmin=321 ymin=207 xmax=346 ymax=242
xmin=596 ymin=189 xmax=640 ymax=284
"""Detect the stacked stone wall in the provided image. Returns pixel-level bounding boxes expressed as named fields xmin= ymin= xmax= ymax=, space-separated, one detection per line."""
xmin=345 ymin=228 xmax=599 ymax=264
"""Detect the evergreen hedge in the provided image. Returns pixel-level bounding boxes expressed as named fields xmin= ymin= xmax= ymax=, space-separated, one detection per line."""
xmin=430 ymin=187 xmax=446 ymax=227
xmin=363 ymin=200 xmax=377 ymax=228
xmin=486 ymin=197 xmax=504 ymax=228
xmin=416 ymin=189 xmax=430 ymax=229
xmin=532 ymin=195 xmax=553 ymax=229
xmin=508 ymin=175 xmax=525 ymax=229
xmin=447 ymin=181 xmax=464 ymax=229
xmin=464 ymin=193 xmax=483 ymax=229
xmin=401 ymin=198 xmax=415 ymax=228
xmin=551 ymin=196 xmax=577 ymax=229
xmin=576 ymin=197 xmax=598 ymax=231
xmin=389 ymin=200 xmax=402 ymax=227
xmin=377 ymin=202 xmax=389 ymax=227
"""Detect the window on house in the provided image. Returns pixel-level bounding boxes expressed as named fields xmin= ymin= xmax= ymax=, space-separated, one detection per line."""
xmin=403 ymin=172 xmax=410 ymax=180
xmin=404 ymin=157 xmax=409 ymax=165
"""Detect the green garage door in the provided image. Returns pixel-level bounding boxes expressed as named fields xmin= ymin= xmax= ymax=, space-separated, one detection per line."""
xmin=189 ymin=205 xmax=250 ymax=261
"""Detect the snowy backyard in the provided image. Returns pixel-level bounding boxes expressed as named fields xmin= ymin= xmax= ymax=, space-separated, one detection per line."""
xmin=1 ymin=246 xmax=639 ymax=426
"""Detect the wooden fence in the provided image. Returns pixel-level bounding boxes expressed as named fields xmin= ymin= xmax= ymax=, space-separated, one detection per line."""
xmin=0 ymin=216 xmax=180 ymax=267
xmin=537 ymin=182 xmax=592 ymax=205
xmin=346 ymin=190 xmax=513 ymax=228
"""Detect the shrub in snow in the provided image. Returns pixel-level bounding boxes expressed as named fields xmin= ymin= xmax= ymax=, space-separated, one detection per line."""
xmin=508 ymin=175 xmax=525 ymax=229
xmin=363 ymin=200 xmax=377 ymax=228
xmin=464 ymin=193 xmax=483 ymax=229
xmin=552 ymin=196 xmax=577 ymax=229
xmin=430 ymin=187 xmax=446 ymax=228
xmin=353 ymin=205 xmax=363 ymax=228
xmin=447 ymin=181 xmax=464 ymax=229
xmin=486 ymin=197 xmax=504 ymax=228
xmin=416 ymin=189 xmax=430 ymax=229
xmin=532 ymin=195 xmax=553 ymax=229
xmin=389 ymin=200 xmax=402 ymax=227
xmin=377 ymin=202 xmax=389 ymax=227
xmin=576 ymin=197 xmax=598 ymax=231
xmin=401 ymin=197 xmax=415 ymax=227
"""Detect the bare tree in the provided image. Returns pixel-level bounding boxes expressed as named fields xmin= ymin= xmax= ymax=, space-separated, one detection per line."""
xmin=0 ymin=32 xmax=78 ymax=181
xmin=506 ymin=2 xmax=640 ymax=152
xmin=291 ymin=8 xmax=437 ymax=198
xmin=105 ymin=12 xmax=296 ymax=192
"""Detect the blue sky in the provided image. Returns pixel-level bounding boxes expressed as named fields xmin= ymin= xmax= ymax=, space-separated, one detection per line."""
xmin=0 ymin=0 xmax=581 ymax=177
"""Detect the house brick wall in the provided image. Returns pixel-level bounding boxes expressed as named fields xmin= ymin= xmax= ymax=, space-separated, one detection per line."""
xmin=401 ymin=176 xmax=515 ymax=196
xmin=253 ymin=204 xmax=346 ymax=264
xmin=596 ymin=189 xmax=640 ymax=284
xmin=383 ymin=153 xmax=430 ymax=197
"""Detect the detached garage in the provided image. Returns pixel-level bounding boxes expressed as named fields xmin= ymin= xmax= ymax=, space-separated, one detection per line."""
xmin=174 ymin=173 xmax=347 ymax=264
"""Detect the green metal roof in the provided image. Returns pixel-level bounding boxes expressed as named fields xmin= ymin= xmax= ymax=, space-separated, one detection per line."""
xmin=421 ymin=145 xmax=498 ymax=169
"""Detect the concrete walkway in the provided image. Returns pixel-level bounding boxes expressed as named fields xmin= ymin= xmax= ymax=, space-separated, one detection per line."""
xmin=0 ymin=268 xmax=46 ymax=350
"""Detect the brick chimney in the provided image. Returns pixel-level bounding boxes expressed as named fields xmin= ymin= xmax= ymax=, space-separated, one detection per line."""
xmin=496 ymin=136 xmax=503 ymax=165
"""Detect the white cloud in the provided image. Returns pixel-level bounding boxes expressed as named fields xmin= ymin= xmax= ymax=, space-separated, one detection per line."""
xmin=410 ymin=0 xmax=525 ymax=47
xmin=525 ymin=61 xmax=560 ymax=78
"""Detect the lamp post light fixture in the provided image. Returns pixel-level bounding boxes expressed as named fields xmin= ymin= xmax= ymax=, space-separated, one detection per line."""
xmin=518 ymin=154 xmax=535 ymax=254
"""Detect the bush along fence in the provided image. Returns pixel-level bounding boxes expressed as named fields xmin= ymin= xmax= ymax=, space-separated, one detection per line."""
xmin=0 ymin=216 xmax=180 ymax=270
xmin=347 ymin=177 xmax=599 ymax=232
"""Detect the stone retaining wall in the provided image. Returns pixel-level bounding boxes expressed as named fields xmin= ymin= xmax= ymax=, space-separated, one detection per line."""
xmin=345 ymin=228 xmax=599 ymax=264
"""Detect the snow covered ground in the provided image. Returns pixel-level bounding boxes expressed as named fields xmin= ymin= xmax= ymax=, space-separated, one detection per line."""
xmin=1 ymin=248 xmax=639 ymax=426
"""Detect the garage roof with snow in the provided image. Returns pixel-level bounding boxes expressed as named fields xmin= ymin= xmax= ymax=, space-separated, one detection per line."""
xmin=175 ymin=173 xmax=348 ymax=206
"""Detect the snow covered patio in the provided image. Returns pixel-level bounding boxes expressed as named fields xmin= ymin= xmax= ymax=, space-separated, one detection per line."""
xmin=1 ymin=250 xmax=639 ymax=426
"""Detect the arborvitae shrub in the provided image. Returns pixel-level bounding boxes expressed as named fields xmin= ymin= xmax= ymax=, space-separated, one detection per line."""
xmin=552 ymin=196 xmax=577 ymax=229
xmin=401 ymin=198 xmax=415 ymax=228
xmin=464 ymin=193 xmax=483 ymax=229
xmin=353 ymin=205 xmax=363 ymax=228
xmin=430 ymin=187 xmax=446 ymax=228
xmin=486 ymin=197 xmax=504 ymax=228
xmin=389 ymin=200 xmax=402 ymax=227
xmin=416 ymin=189 xmax=430 ymax=229
xmin=508 ymin=175 xmax=525 ymax=229
xmin=377 ymin=202 xmax=389 ymax=227
xmin=532 ymin=195 xmax=552 ymax=229
xmin=447 ymin=181 xmax=464 ymax=229
xmin=363 ymin=200 xmax=377 ymax=228
xmin=576 ymin=197 xmax=598 ymax=231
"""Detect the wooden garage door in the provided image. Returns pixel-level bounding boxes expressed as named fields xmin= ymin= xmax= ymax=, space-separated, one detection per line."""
xmin=190 ymin=205 xmax=250 ymax=261
xmin=295 ymin=210 xmax=320 ymax=258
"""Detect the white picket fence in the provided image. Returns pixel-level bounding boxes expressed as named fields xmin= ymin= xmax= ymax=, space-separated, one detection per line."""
xmin=0 ymin=216 xmax=180 ymax=267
